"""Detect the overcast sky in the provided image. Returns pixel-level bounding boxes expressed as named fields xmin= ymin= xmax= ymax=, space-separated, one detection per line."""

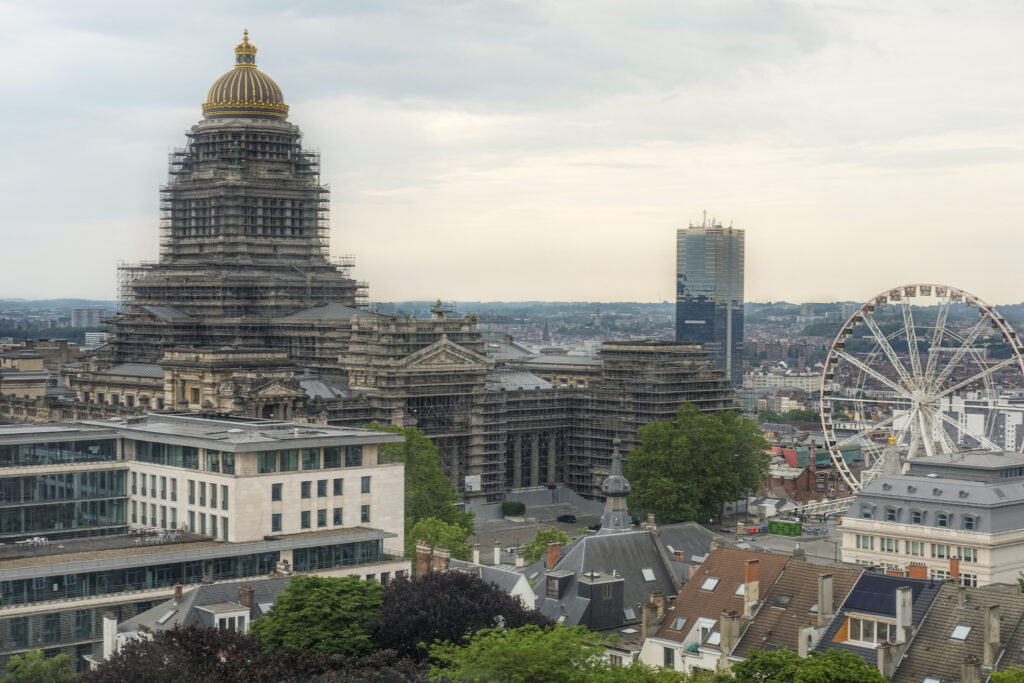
xmin=3 ymin=1 xmax=1024 ymax=305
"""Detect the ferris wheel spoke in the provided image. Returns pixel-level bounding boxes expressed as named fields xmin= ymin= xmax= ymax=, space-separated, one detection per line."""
xmin=937 ymin=356 xmax=1018 ymax=398
xmin=836 ymin=415 xmax=895 ymax=448
xmin=901 ymin=301 xmax=923 ymax=379
xmin=862 ymin=314 xmax=913 ymax=386
xmin=924 ymin=297 xmax=951 ymax=383
xmin=934 ymin=409 xmax=1001 ymax=451
xmin=833 ymin=349 xmax=907 ymax=395
xmin=933 ymin=315 xmax=991 ymax=388
xmin=919 ymin=411 xmax=936 ymax=458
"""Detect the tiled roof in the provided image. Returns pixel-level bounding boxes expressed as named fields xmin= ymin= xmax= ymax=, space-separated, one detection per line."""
xmin=734 ymin=561 xmax=861 ymax=657
xmin=651 ymin=547 xmax=790 ymax=645
xmin=891 ymin=582 xmax=1024 ymax=683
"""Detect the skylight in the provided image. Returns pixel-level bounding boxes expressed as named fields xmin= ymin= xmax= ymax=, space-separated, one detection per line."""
xmin=624 ymin=608 xmax=636 ymax=620
xmin=951 ymin=625 xmax=971 ymax=641
xmin=772 ymin=594 xmax=793 ymax=609
xmin=672 ymin=617 xmax=688 ymax=630
xmin=706 ymin=631 xmax=722 ymax=646
xmin=735 ymin=584 xmax=746 ymax=596
xmin=809 ymin=603 xmax=818 ymax=613
xmin=701 ymin=577 xmax=721 ymax=591
xmin=923 ymin=678 xmax=941 ymax=683
xmin=156 ymin=610 xmax=177 ymax=625
xmin=641 ymin=568 xmax=656 ymax=582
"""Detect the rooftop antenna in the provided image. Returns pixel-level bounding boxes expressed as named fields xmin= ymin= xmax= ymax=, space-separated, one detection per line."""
xmin=703 ymin=209 xmax=707 ymax=227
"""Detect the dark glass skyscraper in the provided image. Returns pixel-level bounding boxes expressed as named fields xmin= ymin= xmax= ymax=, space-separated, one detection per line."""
xmin=675 ymin=220 xmax=744 ymax=386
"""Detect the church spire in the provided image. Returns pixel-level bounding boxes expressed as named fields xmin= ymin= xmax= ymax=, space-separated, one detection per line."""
xmin=598 ymin=439 xmax=631 ymax=533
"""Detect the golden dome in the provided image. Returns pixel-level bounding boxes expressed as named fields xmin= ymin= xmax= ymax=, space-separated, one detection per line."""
xmin=202 ymin=31 xmax=289 ymax=119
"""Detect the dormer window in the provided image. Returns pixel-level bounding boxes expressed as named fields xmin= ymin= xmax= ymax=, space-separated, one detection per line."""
xmin=911 ymin=510 xmax=923 ymax=524
xmin=885 ymin=507 xmax=898 ymax=522
xmin=962 ymin=516 xmax=976 ymax=531
xmin=937 ymin=513 xmax=950 ymax=528
xmin=860 ymin=504 xmax=873 ymax=519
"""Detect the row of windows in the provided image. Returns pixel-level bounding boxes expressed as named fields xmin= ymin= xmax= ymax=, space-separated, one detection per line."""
xmin=270 ymin=505 xmax=370 ymax=532
xmin=855 ymin=535 xmax=979 ymax=562
xmin=0 ymin=471 xmax=125 ymax=505
xmin=256 ymin=446 xmax=363 ymax=474
xmin=272 ymin=476 xmax=371 ymax=501
xmin=1 ymin=499 xmax=126 ymax=537
xmin=869 ymin=506 xmax=978 ymax=530
xmin=0 ymin=440 xmax=117 ymax=468
xmin=185 ymin=480 xmax=229 ymax=510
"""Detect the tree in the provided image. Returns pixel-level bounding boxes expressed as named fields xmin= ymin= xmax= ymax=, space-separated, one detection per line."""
xmin=731 ymin=648 xmax=886 ymax=682
xmin=428 ymin=625 xmax=615 ymax=683
xmin=625 ymin=403 xmax=769 ymax=523
xmin=994 ymin=668 xmax=1024 ymax=683
xmin=522 ymin=527 xmax=573 ymax=565
xmin=249 ymin=575 xmax=384 ymax=656
xmin=407 ymin=516 xmax=472 ymax=563
xmin=372 ymin=571 xmax=551 ymax=661
xmin=365 ymin=423 xmax=474 ymax=536
xmin=757 ymin=410 xmax=784 ymax=423
xmin=1 ymin=650 xmax=74 ymax=683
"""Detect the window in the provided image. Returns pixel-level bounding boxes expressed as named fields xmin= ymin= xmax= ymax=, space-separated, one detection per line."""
xmin=880 ymin=537 xmax=898 ymax=553
xmin=272 ymin=513 xmax=282 ymax=532
xmin=931 ymin=544 xmax=951 ymax=559
xmin=317 ymin=509 xmax=327 ymax=527
xmin=381 ymin=571 xmax=390 ymax=586
xmin=951 ymin=625 xmax=971 ymax=641
xmin=160 ymin=505 xmax=167 ymax=528
xmin=131 ymin=472 xmax=137 ymax=494
xmin=960 ymin=573 xmax=978 ymax=587
xmin=333 ymin=478 xmax=343 ymax=496
xmin=317 ymin=479 xmax=327 ymax=497
xmin=189 ymin=510 xmax=195 ymax=531
xmin=171 ymin=479 xmax=177 ymax=502
xmin=151 ymin=503 xmax=156 ymax=525
xmin=302 ymin=449 xmax=320 ymax=470
xmin=301 ymin=481 xmax=311 ymax=499
xmin=141 ymin=503 xmax=147 ymax=525
xmin=207 ymin=452 xmax=219 ymax=473
xmin=671 ymin=617 xmax=687 ymax=630
xmin=906 ymin=540 xmax=924 ymax=556
xmin=222 ymin=453 xmax=235 ymax=475
xmin=222 ymin=516 xmax=228 ymax=540
xmin=885 ymin=508 xmax=897 ymax=522
xmin=301 ymin=511 xmax=311 ymax=529
xmin=963 ymin=516 xmax=976 ymax=531
xmin=361 ymin=476 xmax=371 ymax=493
xmin=200 ymin=513 xmax=206 ymax=535
xmin=361 ymin=505 xmax=371 ymax=523
xmin=346 ymin=446 xmax=363 ymax=467
xmin=171 ymin=508 xmax=177 ymax=528
xmin=937 ymin=513 xmax=950 ymax=528
xmin=958 ymin=547 xmax=978 ymax=563
xmin=856 ymin=534 xmax=875 ymax=550
xmin=848 ymin=617 xmax=897 ymax=645
xmin=190 ymin=388 xmax=200 ymax=404
xmin=221 ymin=485 xmax=228 ymax=510
xmin=280 ymin=450 xmax=299 ymax=472
xmin=272 ymin=483 xmax=282 ymax=501
xmin=663 ymin=647 xmax=675 ymax=669
xmin=324 ymin=447 xmax=341 ymax=469
xmin=701 ymin=577 xmax=720 ymax=591
xmin=860 ymin=505 xmax=873 ymax=519
xmin=334 ymin=507 xmax=343 ymax=525
xmin=210 ymin=485 xmax=217 ymax=508
xmin=132 ymin=500 xmax=137 ymax=523
xmin=772 ymin=594 xmax=793 ymax=609
xmin=199 ymin=482 xmax=206 ymax=506
xmin=257 ymin=452 xmax=277 ymax=474
xmin=211 ymin=515 xmax=217 ymax=538
xmin=911 ymin=510 xmax=923 ymax=524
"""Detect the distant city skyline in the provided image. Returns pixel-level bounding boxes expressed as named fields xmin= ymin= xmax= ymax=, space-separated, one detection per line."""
xmin=4 ymin=2 xmax=1024 ymax=304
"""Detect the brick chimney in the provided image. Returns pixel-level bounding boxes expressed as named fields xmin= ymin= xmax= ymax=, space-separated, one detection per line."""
xmin=431 ymin=546 xmax=451 ymax=573
xmin=809 ymin=441 xmax=817 ymax=473
xmin=415 ymin=540 xmax=432 ymax=575
xmin=546 ymin=542 xmax=561 ymax=570
xmin=642 ymin=600 xmax=659 ymax=638
xmin=962 ymin=655 xmax=982 ymax=683
xmin=743 ymin=560 xmax=760 ymax=617
xmin=817 ymin=574 xmax=834 ymax=628
xmin=238 ymin=583 xmax=254 ymax=609
xmin=673 ymin=549 xmax=685 ymax=562
xmin=173 ymin=584 xmax=182 ymax=603
xmin=984 ymin=604 xmax=1000 ymax=667
xmin=950 ymin=557 xmax=960 ymax=582
xmin=650 ymin=590 xmax=665 ymax=618
xmin=646 ymin=513 xmax=656 ymax=531
xmin=201 ymin=574 xmax=213 ymax=585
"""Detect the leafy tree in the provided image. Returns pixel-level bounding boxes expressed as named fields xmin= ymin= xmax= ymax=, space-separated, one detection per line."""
xmin=522 ymin=527 xmax=573 ymax=565
xmin=731 ymin=648 xmax=885 ymax=682
xmin=372 ymin=571 xmax=551 ymax=661
xmin=365 ymin=423 xmax=474 ymax=536
xmin=757 ymin=409 xmax=784 ymax=423
xmin=429 ymin=624 xmax=615 ymax=683
xmin=626 ymin=403 xmax=769 ymax=523
xmin=782 ymin=409 xmax=819 ymax=422
xmin=249 ymin=575 xmax=384 ymax=656
xmin=407 ymin=516 xmax=472 ymax=563
xmin=994 ymin=668 xmax=1024 ymax=683
xmin=1 ymin=650 xmax=74 ymax=683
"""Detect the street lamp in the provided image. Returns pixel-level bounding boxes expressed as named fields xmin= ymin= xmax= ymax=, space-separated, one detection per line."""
xmin=824 ymin=538 xmax=840 ymax=564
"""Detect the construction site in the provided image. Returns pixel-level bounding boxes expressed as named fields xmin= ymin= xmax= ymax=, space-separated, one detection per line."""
xmin=1 ymin=33 xmax=735 ymax=501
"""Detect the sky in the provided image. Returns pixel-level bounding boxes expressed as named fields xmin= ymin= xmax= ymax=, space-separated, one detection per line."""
xmin=3 ymin=1 xmax=1024 ymax=305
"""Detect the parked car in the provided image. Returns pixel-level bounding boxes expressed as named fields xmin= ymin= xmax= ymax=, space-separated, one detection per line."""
xmin=556 ymin=514 xmax=577 ymax=524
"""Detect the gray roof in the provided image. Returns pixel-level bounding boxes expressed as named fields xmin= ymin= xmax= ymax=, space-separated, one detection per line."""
xmin=449 ymin=559 xmax=528 ymax=595
xmin=485 ymin=339 xmax=535 ymax=360
xmin=654 ymin=522 xmax=735 ymax=582
xmin=299 ymin=377 xmax=354 ymax=400
xmin=141 ymin=305 xmax=190 ymax=320
xmin=484 ymin=371 xmax=551 ymax=392
xmin=119 ymin=577 xmax=291 ymax=633
xmin=102 ymin=363 xmax=165 ymax=379
xmin=523 ymin=355 xmax=601 ymax=367
xmin=278 ymin=303 xmax=375 ymax=321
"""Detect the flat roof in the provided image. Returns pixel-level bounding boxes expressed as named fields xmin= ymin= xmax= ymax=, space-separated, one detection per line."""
xmin=0 ymin=423 xmax=118 ymax=445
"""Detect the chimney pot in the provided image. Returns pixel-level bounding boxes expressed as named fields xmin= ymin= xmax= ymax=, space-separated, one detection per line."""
xmin=493 ymin=541 xmax=501 ymax=566
xmin=673 ymin=550 xmax=684 ymax=562
xmin=744 ymin=560 xmax=760 ymax=617
xmin=238 ymin=582 xmax=254 ymax=609
xmin=173 ymin=584 xmax=182 ymax=603
xmin=546 ymin=542 xmax=562 ymax=570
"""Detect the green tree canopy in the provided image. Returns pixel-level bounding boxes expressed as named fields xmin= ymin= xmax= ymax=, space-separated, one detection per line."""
xmin=249 ymin=575 xmax=385 ymax=656
xmin=365 ymin=423 xmax=474 ymax=537
xmin=407 ymin=516 xmax=472 ymax=563
xmin=993 ymin=668 xmax=1024 ymax=683
xmin=625 ymin=404 xmax=769 ymax=523
xmin=731 ymin=648 xmax=886 ymax=683
xmin=522 ymin=527 xmax=573 ymax=565
xmin=1 ymin=650 xmax=74 ymax=683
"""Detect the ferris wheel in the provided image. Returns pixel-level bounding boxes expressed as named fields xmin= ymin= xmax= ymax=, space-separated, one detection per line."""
xmin=820 ymin=284 xmax=1024 ymax=492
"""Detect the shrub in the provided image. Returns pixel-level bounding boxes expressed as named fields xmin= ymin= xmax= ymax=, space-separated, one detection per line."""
xmin=502 ymin=501 xmax=526 ymax=516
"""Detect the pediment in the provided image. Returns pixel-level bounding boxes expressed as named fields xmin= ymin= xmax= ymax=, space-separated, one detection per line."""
xmin=254 ymin=380 xmax=305 ymax=398
xmin=397 ymin=337 xmax=491 ymax=371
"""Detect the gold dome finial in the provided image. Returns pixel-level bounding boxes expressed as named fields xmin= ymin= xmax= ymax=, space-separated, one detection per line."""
xmin=234 ymin=29 xmax=258 ymax=65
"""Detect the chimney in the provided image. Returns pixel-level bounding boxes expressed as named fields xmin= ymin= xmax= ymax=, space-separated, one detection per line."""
xmin=719 ymin=611 xmax=741 ymax=663
xmin=876 ymin=641 xmax=895 ymax=678
xmin=472 ymin=544 xmax=480 ymax=564
xmin=546 ymin=542 xmax=562 ymax=570
xmin=646 ymin=513 xmax=656 ymax=531
xmin=809 ymin=441 xmax=817 ymax=473
xmin=416 ymin=541 xmax=432 ymax=575
xmin=238 ymin=583 xmax=254 ymax=609
xmin=102 ymin=611 xmax=117 ymax=660
xmin=431 ymin=546 xmax=451 ymax=573
xmin=958 ymin=584 xmax=967 ymax=608
xmin=744 ymin=560 xmax=760 ymax=617
xmin=817 ymin=574 xmax=834 ymax=628
xmin=650 ymin=590 xmax=666 ymax=618
xmin=493 ymin=541 xmax=501 ymax=566
xmin=642 ymin=600 xmax=659 ymax=639
xmin=173 ymin=584 xmax=183 ymax=603
xmin=515 ymin=552 xmax=525 ymax=568
xmin=896 ymin=586 xmax=913 ymax=643
xmin=201 ymin=574 xmax=213 ymax=585
xmin=798 ymin=626 xmax=816 ymax=657
xmin=962 ymin=655 xmax=982 ymax=683
xmin=984 ymin=604 xmax=1000 ymax=668
xmin=673 ymin=549 xmax=685 ymax=562
xmin=950 ymin=557 xmax=960 ymax=581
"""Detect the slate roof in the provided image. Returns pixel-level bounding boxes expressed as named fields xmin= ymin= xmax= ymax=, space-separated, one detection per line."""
xmin=654 ymin=522 xmax=735 ymax=583
xmin=298 ymin=376 xmax=354 ymax=400
xmin=733 ymin=561 xmax=861 ymax=657
xmin=650 ymin=548 xmax=789 ymax=646
xmin=890 ymin=582 xmax=1024 ymax=683
xmin=815 ymin=573 xmax=942 ymax=666
xmin=522 ymin=355 xmax=601 ymax=367
xmin=119 ymin=577 xmax=291 ymax=633
xmin=141 ymin=305 xmax=190 ymax=320
xmin=102 ymin=363 xmax=165 ymax=379
xmin=278 ymin=303 xmax=376 ymax=321
xmin=449 ymin=559 xmax=528 ymax=595
xmin=483 ymin=371 xmax=551 ymax=392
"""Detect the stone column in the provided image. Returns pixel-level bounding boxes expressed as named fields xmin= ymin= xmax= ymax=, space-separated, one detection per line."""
xmin=530 ymin=433 xmax=540 ymax=487
xmin=512 ymin=435 xmax=522 ymax=489
xmin=547 ymin=433 xmax=557 ymax=484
